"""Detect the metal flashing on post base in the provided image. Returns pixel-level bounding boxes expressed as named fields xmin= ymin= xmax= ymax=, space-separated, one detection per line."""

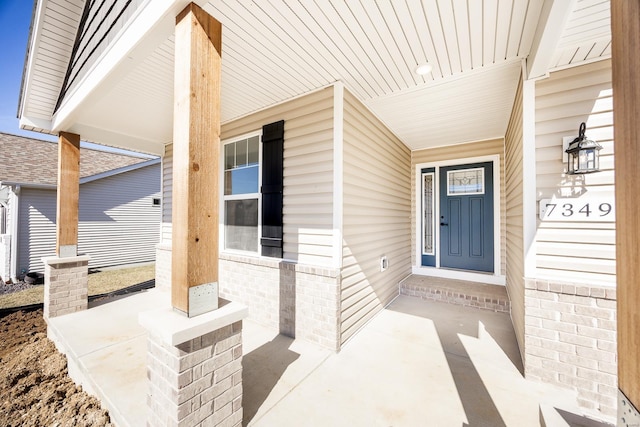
xmin=619 ymin=389 xmax=640 ymax=427
xmin=188 ymin=282 xmax=219 ymax=317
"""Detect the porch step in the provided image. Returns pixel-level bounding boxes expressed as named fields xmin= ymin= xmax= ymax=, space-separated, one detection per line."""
xmin=399 ymin=274 xmax=510 ymax=313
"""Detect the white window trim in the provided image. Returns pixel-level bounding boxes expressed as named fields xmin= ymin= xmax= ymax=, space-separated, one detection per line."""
xmin=413 ymin=154 xmax=505 ymax=286
xmin=219 ymin=130 xmax=263 ymax=257
xmin=421 ymin=171 xmax=435 ymax=256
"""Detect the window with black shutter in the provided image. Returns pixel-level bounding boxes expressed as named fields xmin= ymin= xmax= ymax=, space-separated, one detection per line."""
xmin=221 ymin=120 xmax=284 ymax=257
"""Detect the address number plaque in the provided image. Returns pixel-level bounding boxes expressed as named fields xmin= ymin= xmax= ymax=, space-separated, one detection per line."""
xmin=539 ymin=198 xmax=615 ymax=222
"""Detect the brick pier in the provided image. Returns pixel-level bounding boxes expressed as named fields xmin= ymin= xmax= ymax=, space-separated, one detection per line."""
xmin=42 ymin=255 xmax=90 ymax=318
xmin=140 ymin=301 xmax=248 ymax=427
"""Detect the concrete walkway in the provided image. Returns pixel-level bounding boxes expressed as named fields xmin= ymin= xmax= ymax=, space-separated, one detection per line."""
xmin=47 ymin=290 xmax=584 ymax=427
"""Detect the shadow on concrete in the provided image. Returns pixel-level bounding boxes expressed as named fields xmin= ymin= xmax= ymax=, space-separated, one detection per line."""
xmin=389 ymin=301 xmax=520 ymax=427
xmin=242 ymin=335 xmax=300 ymax=425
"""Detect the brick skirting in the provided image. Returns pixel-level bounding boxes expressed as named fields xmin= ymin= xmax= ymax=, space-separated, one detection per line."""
xmin=524 ymin=278 xmax=617 ymax=423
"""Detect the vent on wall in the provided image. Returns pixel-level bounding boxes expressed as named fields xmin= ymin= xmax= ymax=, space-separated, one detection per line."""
xmin=380 ymin=256 xmax=388 ymax=272
xmin=152 ymin=198 xmax=161 ymax=206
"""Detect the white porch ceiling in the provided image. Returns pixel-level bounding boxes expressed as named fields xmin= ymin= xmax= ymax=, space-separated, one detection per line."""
xmin=20 ymin=0 xmax=613 ymax=154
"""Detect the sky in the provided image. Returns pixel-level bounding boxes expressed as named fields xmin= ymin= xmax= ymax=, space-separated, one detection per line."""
xmin=0 ymin=0 xmax=154 ymax=157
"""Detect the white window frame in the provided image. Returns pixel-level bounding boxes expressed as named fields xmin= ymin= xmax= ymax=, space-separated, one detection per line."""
xmin=421 ymin=171 xmax=435 ymax=256
xmin=219 ymin=130 xmax=262 ymax=256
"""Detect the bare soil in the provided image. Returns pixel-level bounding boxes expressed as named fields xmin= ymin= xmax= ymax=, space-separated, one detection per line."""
xmin=0 ymin=309 xmax=112 ymax=426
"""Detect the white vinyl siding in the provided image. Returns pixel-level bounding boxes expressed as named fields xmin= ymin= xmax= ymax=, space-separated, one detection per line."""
xmin=221 ymin=87 xmax=335 ymax=267
xmin=17 ymin=188 xmax=56 ymax=274
xmin=505 ymin=77 xmax=525 ymax=352
xmin=535 ymin=59 xmax=615 ymax=285
xmin=161 ymin=144 xmax=173 ymax=243
xmin=340 ymin=90 xmax=412 ymax=344
xmin=16 ymin=164 xmax=160 ymax=273
xmin=77 ymin=163 xmax=161 ymax=267
xmin=411 ymin=139 xmax=506 ymax=275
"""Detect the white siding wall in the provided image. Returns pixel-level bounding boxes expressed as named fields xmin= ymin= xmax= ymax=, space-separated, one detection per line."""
xmin=161 ymin=144 xmax=173 ymax=243
xmin=411 ymin=139 xmax=506 ymax=274
xmin=340 ymin=90 xmax=412 ymax=344
xmin=221 ymin=87 xmax=335 ymax=266
xmin=17 ymin=164 xmax=161 ymax=273
xmin=17 ymin=188 xmax=56 ymax=273
xmin=77 ymin=163 xmax=161 ymax=267
xmin=535 ymin=60 xmax=614 ymax=284
xmin=505 ymin=77 xmax=526 ymax=352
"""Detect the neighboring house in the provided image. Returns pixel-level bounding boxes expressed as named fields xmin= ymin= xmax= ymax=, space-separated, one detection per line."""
xmin=0 ymin=132 xmax=161 ymax=281
xmin=16 ymin=0 xmax=638 ymax=424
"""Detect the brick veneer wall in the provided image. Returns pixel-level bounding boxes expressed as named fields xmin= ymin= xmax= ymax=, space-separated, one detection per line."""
xmin=219 ymin=253 xmax=341 ymax=351
xmin=154 ymin=248 xmax=341 ymax=351
xmin=147 ymin=321 xmax=243 ymax=427
xmin=524 ymin=278 xmax=617 ymax=422
xmin=155 ymin=243 xmax=172 ymax=292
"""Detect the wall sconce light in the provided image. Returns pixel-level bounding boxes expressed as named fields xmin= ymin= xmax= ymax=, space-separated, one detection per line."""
xmin=565 ymin=122 xmax=602 ymax=174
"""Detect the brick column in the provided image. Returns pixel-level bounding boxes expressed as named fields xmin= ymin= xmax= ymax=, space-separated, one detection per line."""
xmin=140 ymin=301 xmax=248 ymax=427
xmin=524 ymin=278 xmax=617 ymax=423
xmin=42 ymin=255 xmax=90 ymax=318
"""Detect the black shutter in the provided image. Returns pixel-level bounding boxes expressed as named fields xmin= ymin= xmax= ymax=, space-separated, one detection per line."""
xmin=261 ymin=120 xmax=284 ymax=257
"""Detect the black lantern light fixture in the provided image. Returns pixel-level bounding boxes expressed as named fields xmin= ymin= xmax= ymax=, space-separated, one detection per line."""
xmin=565 ymin=122 xmax=602 ymax=174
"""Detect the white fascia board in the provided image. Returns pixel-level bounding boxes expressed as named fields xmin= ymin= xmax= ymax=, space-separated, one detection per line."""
xmin=80 ymin=158 xmax=161 ymax=184
xmin=526 ymin=0 xmax=577 ymax=80
xmin=51 ymin=0 xmax=199 ymax=133
xmin=17 ymin=0 xmax=48 ymax=123
xmin=0 ymin=181 xmax=56 ymax=190
xmin=67 ymin=123 xmax=165 ymax=156
xmin=19 ymin=115 xmax=54 ymax=134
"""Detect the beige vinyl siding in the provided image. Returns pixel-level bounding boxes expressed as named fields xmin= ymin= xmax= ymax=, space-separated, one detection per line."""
xmin=411 ymin=139 xmax=506 ymax=274
xmin=505 ymin=77 xmax=525 ymax=352
xmin=17 ymin=188 xmax=56 ymax=274
xmin=535 ymin=59 xmax=615 ymax=284
xmin=161 ymin=144 xmax=173 ymax=243
xmin=340 ymin=90 xmax=412 ymax=344
xmin=221 ymin=87 xmax=335 ymax=267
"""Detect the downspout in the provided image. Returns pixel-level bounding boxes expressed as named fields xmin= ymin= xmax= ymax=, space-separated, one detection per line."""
xmin=10 ymin=185 xmax=20 ymax=281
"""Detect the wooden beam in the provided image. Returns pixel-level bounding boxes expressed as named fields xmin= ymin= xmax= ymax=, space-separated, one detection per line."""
xmin=612 ymin=0 xmax=640 ymax=411
xmin=172 ymin=3 xmax=221 ymax=315
xmin=56 ymin=131 xmax=80 ymax=257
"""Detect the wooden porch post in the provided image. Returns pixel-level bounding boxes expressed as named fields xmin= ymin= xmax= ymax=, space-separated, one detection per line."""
xmin=612 ymin=0 xmax=640 ymax=419
xmin=56 ymin=131 xmax=80 ymax=257
xmin=172 ymin=3 xmax=221 ymax=315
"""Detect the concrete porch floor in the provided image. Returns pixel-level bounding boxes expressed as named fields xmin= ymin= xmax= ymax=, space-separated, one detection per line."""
xmin=47 ymin=289 xmax=586 ymax=427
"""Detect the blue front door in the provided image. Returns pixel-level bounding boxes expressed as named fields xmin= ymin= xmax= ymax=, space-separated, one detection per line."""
xmin=439 ymin=162 xmax=494 ymax=272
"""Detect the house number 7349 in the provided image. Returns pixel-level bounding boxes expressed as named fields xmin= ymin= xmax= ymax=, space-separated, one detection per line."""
xmin=539 ymin=198 xmax=615 ymax=222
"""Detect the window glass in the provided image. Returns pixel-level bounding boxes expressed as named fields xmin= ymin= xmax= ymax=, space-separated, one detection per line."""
xmin=224 ymin=167 xmax=259 ymax=195
xmin=236 ymin=139 xmax=247 ymax=167
xmin=225 ymin=199 xmax=258 ymax=252
xmin=224 ymin=143 xmax=235 ymax=169
xmin=447 ymin=168 xmax=484 ymax=195
xmin=224 ymin=137 xmax=259 ymax=195
xmin=248 ymin=136 xmax=259 ymax=164
xmin=223 ymin=133 xmax=261 ymax=253
xmin=423 ymin=173 xmax=434 ymax=255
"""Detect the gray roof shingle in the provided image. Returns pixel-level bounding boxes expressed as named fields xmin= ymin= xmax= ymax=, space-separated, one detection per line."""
xmin=0 ymin=132 xmax=149 ymax=186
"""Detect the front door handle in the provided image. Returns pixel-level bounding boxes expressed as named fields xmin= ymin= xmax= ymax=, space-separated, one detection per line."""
xmin=440 ymin=222 xmax=448 ymax=226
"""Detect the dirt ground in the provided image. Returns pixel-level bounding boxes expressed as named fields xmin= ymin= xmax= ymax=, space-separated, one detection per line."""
xmin=0 ymin=309 xmax=113 ymax=426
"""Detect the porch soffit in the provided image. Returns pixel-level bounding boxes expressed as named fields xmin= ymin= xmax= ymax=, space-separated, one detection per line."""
xmin=20 ymin=0 xmax=612 ymax=154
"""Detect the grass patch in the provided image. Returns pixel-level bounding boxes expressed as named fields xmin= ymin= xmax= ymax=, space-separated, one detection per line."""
xmin=0 ymin=263 xmax=155 ymax=310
